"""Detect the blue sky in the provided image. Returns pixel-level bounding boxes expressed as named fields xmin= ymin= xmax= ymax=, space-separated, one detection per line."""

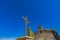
xmin=0 ymin=38 xmax=16 ymax=40
xmin=0 ymin=0 xmax=60 ymax=39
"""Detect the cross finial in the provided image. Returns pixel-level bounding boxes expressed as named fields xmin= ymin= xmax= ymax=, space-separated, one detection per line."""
xmin=22 ymin=16 xmax=29 ymax=36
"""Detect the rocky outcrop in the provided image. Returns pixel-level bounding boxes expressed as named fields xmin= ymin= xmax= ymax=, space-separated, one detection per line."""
xmin=50 ymin=30 xmax=60 ymax=40
xmin=34 ymin=26 xmax=58 ymax=40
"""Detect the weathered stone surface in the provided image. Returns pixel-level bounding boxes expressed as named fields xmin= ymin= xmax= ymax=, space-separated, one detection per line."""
xmin=34 ymin=27 xmax=56 ymax=40
xmin=16 ymin=36 xmax=32 ymax=40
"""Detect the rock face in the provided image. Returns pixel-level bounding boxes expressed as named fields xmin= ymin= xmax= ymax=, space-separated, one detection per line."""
xmin=34 ymin=26 xmax=57 ymax=40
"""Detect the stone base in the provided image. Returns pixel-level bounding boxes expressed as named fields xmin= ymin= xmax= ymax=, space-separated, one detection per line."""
xmin=16 ymin=36 xmax=32 ymax=40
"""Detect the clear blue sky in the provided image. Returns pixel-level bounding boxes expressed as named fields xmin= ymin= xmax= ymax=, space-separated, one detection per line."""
xmin=0 ymin=0 xmax=60 ymax=38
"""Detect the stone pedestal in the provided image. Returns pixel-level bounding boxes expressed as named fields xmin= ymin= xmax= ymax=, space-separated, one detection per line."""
xmin=16 ymin=36 xmax=32 ymax=40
